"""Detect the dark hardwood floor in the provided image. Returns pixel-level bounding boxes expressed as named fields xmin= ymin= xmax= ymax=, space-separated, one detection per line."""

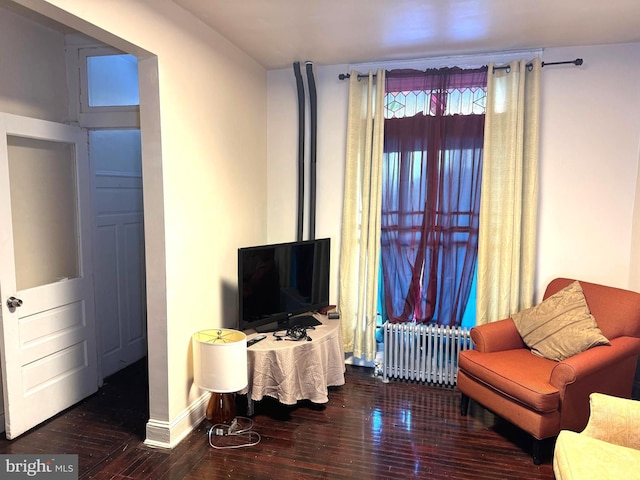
xmin=0 ymin=359 xmax=555 ymax=479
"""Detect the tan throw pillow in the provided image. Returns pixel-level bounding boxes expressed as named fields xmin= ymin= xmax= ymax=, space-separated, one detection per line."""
xmin=512 ymin=281 xmax=610 ymax=361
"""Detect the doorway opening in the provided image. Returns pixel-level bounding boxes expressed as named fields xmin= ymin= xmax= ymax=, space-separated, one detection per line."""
xmin=73 ymin=46 xmax=148 ymax=379
xmin=0 ymin=1 xmax=158 ymax=439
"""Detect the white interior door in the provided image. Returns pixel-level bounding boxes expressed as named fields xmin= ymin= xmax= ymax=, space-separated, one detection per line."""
xmin=0 ymin=113 xmax=98 ymax=439
xmin=91 ymin=129 xmax=147 ymax=378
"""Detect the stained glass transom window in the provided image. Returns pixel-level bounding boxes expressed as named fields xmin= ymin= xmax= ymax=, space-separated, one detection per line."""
xmin=385 ymin=87 xmax=486 ymax=119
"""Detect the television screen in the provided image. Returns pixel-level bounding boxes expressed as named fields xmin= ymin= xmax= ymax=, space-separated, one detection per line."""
xmin=238 ymin=238 xmax=330 ymax=333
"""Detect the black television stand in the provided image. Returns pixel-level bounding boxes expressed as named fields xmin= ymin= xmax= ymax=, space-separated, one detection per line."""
xmin=254 ymin=313 xmax=322 ymax=333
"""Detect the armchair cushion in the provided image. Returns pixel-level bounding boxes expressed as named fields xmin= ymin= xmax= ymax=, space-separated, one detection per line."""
xmin=458 ymin=349 xmax=559 ymax=412
xmin=512 ymin=281 xmax=610 ymax=361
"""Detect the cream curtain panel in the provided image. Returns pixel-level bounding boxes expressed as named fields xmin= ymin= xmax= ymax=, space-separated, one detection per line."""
xmin=338 ymin=69 xmax=385 ymax=361
xmin=476 ymin=58 xmax=542 ymax=325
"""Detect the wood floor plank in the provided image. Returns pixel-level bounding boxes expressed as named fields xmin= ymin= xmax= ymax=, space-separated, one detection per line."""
xmin=0 ymin=359 xmax=555 ymax=479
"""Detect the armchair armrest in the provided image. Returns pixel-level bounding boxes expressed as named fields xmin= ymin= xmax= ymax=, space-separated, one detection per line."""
xmin=548 ymin=336 xmax=640 ymax=432
xmin=581 ymin=393 xmax=640 ymax=450
xmin=550 ymin=336 xmax=640 ymax=388
xmin=470 ymin=318 xmax=526 ymax=352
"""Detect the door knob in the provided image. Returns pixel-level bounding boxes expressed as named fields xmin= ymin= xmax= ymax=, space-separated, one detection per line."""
xmin=7 ymin=296 xmax=23 ymax=309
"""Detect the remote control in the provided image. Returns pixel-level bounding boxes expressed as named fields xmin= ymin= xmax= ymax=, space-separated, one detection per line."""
xmin=247 ymin=334 xmax=267 ymax=347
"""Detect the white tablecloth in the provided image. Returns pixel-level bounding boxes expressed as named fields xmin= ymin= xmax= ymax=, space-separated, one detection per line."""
xmin=243 ymin=315 xmax=345 ymax=405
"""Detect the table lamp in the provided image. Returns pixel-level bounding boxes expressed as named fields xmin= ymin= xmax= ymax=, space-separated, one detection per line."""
xmin=192 ymin=329 xmax=248 ymax=426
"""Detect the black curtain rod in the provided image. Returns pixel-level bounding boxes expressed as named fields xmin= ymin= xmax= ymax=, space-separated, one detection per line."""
xmin=337 ymin=58 xmax=583 ymax=80
xmin=493 ymin=58 xmax=583 ymax=71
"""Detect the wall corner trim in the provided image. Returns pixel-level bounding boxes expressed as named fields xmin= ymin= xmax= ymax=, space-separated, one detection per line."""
xmin=143 ymin=394 xmax=208 ymax=449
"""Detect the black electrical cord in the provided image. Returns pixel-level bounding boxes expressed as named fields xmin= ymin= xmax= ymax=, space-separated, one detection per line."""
xmin=272 ymin=325 xmax=315 ymax=342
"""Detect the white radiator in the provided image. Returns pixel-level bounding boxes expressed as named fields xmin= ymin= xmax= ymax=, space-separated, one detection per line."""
xmin=382 ymin=321 xmax=472 ymax=386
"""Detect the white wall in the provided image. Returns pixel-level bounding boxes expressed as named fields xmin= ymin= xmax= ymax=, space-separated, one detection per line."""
xmin=267 ymin=42 xmax=640 ymax=312
xmin=267 ymin=64 xmax=348 ymax=304
xmin=538 ymin=43 xmax=640 ymax=296
xmin=11 ymin=0 xmax=268 ymax=447
xmin=0 ymin=7 xmax=68 ymax=120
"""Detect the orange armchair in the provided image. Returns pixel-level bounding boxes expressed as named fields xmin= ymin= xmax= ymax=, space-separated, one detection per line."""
xmin=458 ymin=278 xmax=640 ymax=464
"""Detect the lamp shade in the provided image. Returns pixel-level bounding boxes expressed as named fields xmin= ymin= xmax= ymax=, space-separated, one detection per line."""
xmin=192 ymin=329 xmax=248 ymax=393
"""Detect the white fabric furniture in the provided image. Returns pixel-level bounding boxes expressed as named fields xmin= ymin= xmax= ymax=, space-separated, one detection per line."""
xmin=243 ymin=315 xmax=345 ymax=412
xmin=553 ymin=393 xmax=640 ymax=479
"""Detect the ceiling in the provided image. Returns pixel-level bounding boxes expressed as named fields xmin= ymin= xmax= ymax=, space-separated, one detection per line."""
xmin=172 ymin=0 xmax=640 ymax=70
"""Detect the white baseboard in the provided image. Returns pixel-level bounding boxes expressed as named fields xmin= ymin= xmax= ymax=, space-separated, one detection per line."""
xmin=144 ymin=393 xmax=208 ymax=449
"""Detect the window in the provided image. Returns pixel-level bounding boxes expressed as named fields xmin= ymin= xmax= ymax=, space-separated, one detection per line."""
xmin=385 ymin=85 xmax=486 ymax=118
xmin=86 ymin=53 xmax=139 ymax=107
xmin=380 ymin=67 xmax=487 ymax=327
xmin=68 ymin=44 xmax=140 ymax=128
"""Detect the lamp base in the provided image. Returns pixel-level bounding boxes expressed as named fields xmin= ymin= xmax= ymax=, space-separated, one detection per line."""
xmin=206 ymin=392 xmax=236 ymax=425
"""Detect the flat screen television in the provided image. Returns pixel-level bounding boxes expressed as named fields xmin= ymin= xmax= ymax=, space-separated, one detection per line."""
xmin=238 ymin=238 xmax=330 ymax=333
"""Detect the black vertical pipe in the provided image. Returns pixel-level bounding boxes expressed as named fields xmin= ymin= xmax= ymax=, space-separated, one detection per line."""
xmin=293 ymin=62 xmax=305 ymax=242
xmin=305 ymin=61 xmax=317 ymax=240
